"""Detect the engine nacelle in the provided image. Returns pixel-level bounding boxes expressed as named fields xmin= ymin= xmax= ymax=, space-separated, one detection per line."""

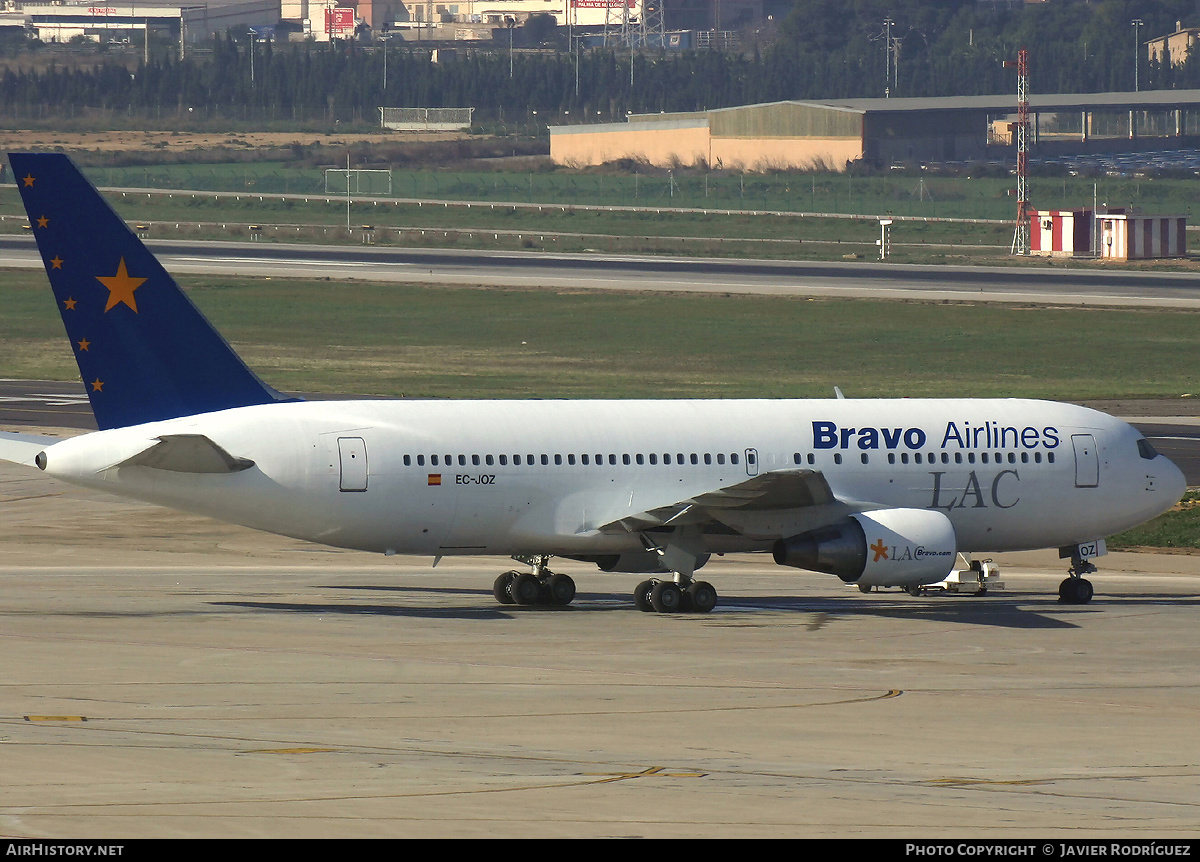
xmin=571 ymin=552 xmax=710 ymax=574
xmin=772 ymin=509 xmax=957 ymax=587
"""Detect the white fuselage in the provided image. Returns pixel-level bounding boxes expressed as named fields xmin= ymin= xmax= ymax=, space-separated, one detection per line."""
xmin=38 ymin=398 xmax=1185 ymax=562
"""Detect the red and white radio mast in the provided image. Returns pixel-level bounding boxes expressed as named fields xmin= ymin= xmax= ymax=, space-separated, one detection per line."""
xmin=1008 ymin=48 xmax=1031 ymax=255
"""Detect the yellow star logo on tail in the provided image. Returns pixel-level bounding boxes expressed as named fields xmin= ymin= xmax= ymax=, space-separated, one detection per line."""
xmin=97 ymin=257 xmax=146 ymax=313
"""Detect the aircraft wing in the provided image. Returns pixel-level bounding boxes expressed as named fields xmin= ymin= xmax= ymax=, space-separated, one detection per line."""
xmin=0 ymin=431 xmax=60 ymax=467
xmin=598 ymin=468 xmax=836 ymax=533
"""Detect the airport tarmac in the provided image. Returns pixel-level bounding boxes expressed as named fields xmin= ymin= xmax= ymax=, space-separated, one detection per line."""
xmin=1 ymin=454 xmax=1199 ymax=839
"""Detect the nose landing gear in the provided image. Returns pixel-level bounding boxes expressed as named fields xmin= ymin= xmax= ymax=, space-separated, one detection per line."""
xmin=1058 ymin=548 xmax=1098 ymax=605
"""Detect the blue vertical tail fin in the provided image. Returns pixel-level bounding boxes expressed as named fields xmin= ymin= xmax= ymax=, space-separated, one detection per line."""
xmin=8 ymin=152 xmax=295 ymax=430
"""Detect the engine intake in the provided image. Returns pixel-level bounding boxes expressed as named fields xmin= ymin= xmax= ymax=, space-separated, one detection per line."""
xmin=773 ymin=508 xmax=957 ymax=587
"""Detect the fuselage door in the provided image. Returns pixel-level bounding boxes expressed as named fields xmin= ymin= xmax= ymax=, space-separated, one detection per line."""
xmin=1071 ymin=433 xmax=1099 ymax=488
xmin=338 ymin=436 xmax=368 ymax=492
xmin=745 ymin=448 xmax=759 ymax=477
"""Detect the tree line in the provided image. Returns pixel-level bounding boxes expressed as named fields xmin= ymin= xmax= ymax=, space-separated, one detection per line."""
xmin=2 ymin=0 xmax=1200 ymax=124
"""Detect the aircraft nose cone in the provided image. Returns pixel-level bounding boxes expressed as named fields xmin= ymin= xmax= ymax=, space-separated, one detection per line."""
xmin=1162 ymin=455 xmax=1189 ymax=505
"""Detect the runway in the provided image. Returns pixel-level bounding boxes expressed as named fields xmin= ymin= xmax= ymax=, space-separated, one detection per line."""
xmin=2 ymin=235 xmax=1200 ymax=307
xmin=1 ymin=455 xmax=1199 ymax=838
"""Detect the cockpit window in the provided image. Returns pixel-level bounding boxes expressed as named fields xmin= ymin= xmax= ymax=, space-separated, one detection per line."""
xmin=1137 ymin=439 xmax=1159 ymax=460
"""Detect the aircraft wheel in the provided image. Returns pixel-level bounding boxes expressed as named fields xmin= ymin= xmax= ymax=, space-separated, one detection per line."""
xmin=493 ymin=571 xmax=516 ymax=605
xmin=686 ymin=581 xmax=718 ymax=614
xmin=510 ymin=572 xmax=541 ymax=606
xmin=857 ymin=583 xmax=872 ymax=594
xmin=1059 ymin=577 xmax=1093 ymax=604
xmin=650 ymin=581 xmax=682 ymax=613
xmin=905 ymin=585 xmax=923 ymax=597
xmin=633 ymin=580 xmax=655 ymax=612
xmin=546 ymin=573 xmax=576 ymax=606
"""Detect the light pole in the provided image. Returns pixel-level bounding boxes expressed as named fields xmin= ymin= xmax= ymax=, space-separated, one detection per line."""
xmin=1132 ymin=18 xmax=1143 ymax=91
xmin=883 ymin=17 xmax=894 ymax=98
xmin=246 ymin=27 xmax=255 ymax=89
xmin=507 ymin=17 xmax=515 ymax=79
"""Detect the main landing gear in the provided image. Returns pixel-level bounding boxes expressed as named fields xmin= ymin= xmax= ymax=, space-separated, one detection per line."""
xmin=1058 ymin=551 xmax=1097 ymax=605
xmin=633 ymin=577 xmax=718 ymax=614
xmin=494 ymin=555 xmax=576 ymax=607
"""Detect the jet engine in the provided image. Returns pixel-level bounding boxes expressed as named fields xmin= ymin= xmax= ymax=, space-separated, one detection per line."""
xmin=772 ymin=509 xmax=957 ymax=587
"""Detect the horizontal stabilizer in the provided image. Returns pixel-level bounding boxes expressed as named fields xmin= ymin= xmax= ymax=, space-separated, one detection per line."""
xmin=0 ymin=431 xmax=60 ymax=467
xmin=116 ymin=434 xmax=255 ymax=474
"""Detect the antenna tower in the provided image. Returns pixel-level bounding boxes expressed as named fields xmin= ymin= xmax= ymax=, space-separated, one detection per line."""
xmin=1010 ymin=47 xmax=1031 ymax=255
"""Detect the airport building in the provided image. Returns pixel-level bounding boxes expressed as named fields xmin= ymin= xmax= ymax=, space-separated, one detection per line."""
xmin=0 ymin=0 xmax=761 ymax=43
xmin=0 ymin=0 xmax=279 ymax=46
xmin=550 ymin=91 xmax=1200 ymax=172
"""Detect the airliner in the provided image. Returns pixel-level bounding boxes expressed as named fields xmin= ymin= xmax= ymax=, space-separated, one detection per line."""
xmin=0 ymin=153 xmax=1186 ymax=612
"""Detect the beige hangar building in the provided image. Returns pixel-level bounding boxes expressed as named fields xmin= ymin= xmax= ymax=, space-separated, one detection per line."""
xmin=550 ymin=92 xmax=1200 ymax=172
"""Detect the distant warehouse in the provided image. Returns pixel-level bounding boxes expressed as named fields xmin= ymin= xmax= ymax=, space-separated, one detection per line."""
xmin=550 ymin=91 xmax=1200 ymax=172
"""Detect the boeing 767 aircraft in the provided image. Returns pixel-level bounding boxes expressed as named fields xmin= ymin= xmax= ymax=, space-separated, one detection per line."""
xmin=0 ymin=153 xmax=1186 ymax=612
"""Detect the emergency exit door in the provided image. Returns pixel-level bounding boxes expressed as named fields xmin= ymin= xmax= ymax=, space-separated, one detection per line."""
xmin=338 ymin=437 xmax=368 ymax=492
xmin=1071 ymin=434 xmax=1099 ymax=488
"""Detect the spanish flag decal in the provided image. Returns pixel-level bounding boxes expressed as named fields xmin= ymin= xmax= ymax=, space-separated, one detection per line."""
xmin=428 ymin=474 xmax=442 ymax=486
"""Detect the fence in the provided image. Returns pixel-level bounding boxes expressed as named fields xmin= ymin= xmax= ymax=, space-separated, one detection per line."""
xmin=379 ymin=107 xmax=475 ymax=131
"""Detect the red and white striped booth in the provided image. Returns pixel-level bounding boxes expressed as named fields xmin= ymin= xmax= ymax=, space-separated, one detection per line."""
xmin=1031 ymin=209 xmax=1093 ymax=257
xmin=1031 ymin=209 xmax=1187 ymax=259
xmin=1097 ymin=213 xmax=1187 ymax=260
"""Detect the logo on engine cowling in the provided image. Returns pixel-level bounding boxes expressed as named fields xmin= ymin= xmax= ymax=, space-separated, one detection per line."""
xmin=875 ymin=543 xmax=954 ymax=562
